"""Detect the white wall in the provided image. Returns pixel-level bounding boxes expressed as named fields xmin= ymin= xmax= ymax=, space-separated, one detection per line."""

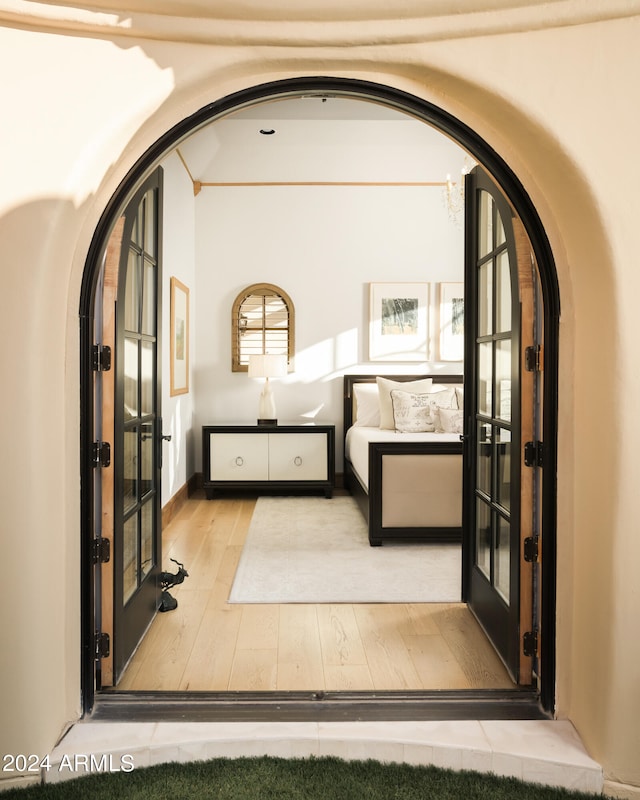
xmin=193 ymin=181 xmax=464 ymax=471
xmin=161 ymin=153 xmax=197 ymax=505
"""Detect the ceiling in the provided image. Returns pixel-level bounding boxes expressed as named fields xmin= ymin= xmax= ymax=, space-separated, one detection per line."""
xmin=175 ymin=96 xmax=472 ymax=186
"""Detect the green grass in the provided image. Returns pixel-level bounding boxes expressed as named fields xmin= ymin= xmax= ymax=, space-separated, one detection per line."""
xmin=3 ymin=756 xmax=602 ymax=800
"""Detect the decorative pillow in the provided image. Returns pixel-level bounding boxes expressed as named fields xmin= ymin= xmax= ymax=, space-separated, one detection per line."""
xmin=390 ymin=390 xmax=437 ymax=433
xmin=434 ymin=406 xmax=465 ymax=434
xmin=377 ymin=377 xmax=433 ymax=429
xmin=426 ymin=386 xmax=458 ymax=410
xmin=352 ymin=383 xmax=381 ymax=427
xmin=455 ymin=386 xmax=464 ymax=410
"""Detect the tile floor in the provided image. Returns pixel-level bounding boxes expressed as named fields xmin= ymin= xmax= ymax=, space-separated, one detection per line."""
xmin=42 ymin=719 xmax=603 ymax=793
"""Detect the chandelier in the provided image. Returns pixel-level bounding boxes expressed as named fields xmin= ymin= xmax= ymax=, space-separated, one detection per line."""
xmin=443 ymin=157 xmax=475 ymax=227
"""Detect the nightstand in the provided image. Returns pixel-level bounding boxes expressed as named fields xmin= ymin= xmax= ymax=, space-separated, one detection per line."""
xmin=202 ymin=424 xmax=335 ymax=499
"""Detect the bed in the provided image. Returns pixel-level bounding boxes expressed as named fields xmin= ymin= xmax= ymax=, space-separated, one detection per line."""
xmin=343 ymin=374 xmax=464 ymax=546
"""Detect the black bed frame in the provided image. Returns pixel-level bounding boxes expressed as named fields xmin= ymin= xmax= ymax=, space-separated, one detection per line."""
xmin=343 ymin=374 xmax=464 ymax=546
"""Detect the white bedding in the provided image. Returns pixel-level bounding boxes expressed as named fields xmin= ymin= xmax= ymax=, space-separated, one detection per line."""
xmin=345 ymin=425 xmax=460 ymax=487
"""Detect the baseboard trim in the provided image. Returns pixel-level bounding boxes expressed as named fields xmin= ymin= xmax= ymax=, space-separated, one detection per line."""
xmin=162 ymin=475 xmax=200 ymax=528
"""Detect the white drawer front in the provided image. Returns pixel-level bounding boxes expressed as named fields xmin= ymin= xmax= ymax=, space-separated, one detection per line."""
xmin=209 ymin=433 xmax=269 ymax=480
xmin=268 ymin=433 xmax=327 ymax=481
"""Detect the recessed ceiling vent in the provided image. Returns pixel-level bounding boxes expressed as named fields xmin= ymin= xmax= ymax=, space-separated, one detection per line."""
xmin=259 ymin=128 xmax=276 ymax=135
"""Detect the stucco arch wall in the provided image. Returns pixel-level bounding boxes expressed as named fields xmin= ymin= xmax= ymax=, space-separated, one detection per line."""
xmin=1 ymin=9 xmax=638 ymax=792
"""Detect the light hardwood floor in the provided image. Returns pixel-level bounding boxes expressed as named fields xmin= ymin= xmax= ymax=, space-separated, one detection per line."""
xmin=117 ymin=493 xmax=513 ymax=692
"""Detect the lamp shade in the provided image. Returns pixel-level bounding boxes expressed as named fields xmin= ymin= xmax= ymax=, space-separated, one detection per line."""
xmin=248 ymin=353 xmax=288 ymax=378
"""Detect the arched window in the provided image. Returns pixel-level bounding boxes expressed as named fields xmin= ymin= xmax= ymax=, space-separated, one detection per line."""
xmin=231 ymin=283 xmax=294 ymax=372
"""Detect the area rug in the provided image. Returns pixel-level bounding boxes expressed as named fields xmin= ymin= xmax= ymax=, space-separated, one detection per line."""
xmin=228 ymin=495 xmax=461 ymax=603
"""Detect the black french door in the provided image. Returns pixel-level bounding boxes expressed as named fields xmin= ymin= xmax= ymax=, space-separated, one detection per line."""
xmin=113 ymin=168 xmax=164 ymax=680
xmin=463 ymin=166 xmax=524 ymax=681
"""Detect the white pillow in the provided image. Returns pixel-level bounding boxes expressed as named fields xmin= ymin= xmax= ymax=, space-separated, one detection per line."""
xmin=390 ymin=390 xmax=437 ymax=433
xmin=455 ymin=386 xmax=464 ymax=410
xmin=377 ymin=377 xmax=433 ymax=429
xmin=434 ymin=406 xmax=465 ymax=434
xmin=352 ymin=383 xmax=380 ymax=427
xmin=427 ymin=386 xmax=458 ymax=410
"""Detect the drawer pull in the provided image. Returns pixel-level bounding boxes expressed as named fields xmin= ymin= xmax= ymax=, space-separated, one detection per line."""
xmin=294 ymin=456 xmax=303 ymax=466
xmin=235 ymin=456 xmax=244 ymax=467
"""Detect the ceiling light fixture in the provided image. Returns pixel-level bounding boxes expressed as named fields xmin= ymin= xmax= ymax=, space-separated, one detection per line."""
xmin=443 ymin=156 xmax=475 ymax=227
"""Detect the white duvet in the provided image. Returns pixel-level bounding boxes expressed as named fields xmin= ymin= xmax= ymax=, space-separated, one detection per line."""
xmin=345 ymin=426 xmax=460 ymax=488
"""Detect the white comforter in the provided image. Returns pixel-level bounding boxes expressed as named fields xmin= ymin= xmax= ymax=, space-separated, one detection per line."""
xmin=345 ymin=426 xmax=460 ymax=487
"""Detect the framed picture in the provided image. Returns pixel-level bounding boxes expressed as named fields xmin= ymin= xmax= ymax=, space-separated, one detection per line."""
xmin=438 ymin=282 xmax=464 ymax=361
xmin=369 ymin=282 xmax=430 ymax=361
xmin=170 ymin=277 xmax=189 ymax=396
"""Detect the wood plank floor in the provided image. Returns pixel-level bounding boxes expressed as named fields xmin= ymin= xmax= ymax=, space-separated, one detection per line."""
xmin=117 ymin=494 xmax=513 ymax=692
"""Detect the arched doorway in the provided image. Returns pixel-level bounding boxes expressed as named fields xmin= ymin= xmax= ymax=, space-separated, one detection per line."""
xmin=80 ymin=77 xmax=558 ymax=718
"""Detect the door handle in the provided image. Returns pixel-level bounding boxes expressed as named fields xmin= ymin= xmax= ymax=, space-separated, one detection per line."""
xmin=157 ymin=419 xmax=171 ymax=470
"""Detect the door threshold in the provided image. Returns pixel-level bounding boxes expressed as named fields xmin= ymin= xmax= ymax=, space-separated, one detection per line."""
xmin=91 ymin=689 xmax=548 ymax=722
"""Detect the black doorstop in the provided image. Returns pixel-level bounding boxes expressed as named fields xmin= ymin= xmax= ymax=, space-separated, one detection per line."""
xmin=159 ymin=558 xmax=189 ymax=612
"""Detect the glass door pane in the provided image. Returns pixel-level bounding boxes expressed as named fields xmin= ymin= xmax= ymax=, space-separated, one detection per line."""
xmin=124 ymin=250 xmax=139 ymax=332
xmin=123 ymin=515 xmax=138 ymax=605
xmin=478 ymin=191 xmax=494 ymax=257
xmin=141 ymin=341 xmax=154 ymax=416
xmin=123 ymin=428 xmax=137 ymax=511
xmin=496 ymin=339 xmax=512 ymax=422
xmin=141 ymin=502 xmax=154 ymax=581
xmin=142 ymin=259 xmax=156 ymax=336
xmin=496 ymin=427 xmax=512 ymax=511
xmin=476 ymin=498 xmax=491 ymax=580
xmin=478 ymin=341 xmax=493 ymax=417
xmin=143 ymin=189 xmax=156 ymax=255
xmin=477 ymin=422 xmax=492 ymax=496
xmin=495 ymin=514 xmax=511 ymax=603
xmin=478 ymin=263 xmax=493 ymax=337
xmin=124 ymin=338 xmax=139 ymax=420
xmin=496 ymin=250 xmax=512 ymax=333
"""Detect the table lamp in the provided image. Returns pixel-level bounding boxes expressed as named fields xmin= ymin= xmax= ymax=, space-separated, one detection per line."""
xmin=248 ymin=353 xmax=288 ymax=425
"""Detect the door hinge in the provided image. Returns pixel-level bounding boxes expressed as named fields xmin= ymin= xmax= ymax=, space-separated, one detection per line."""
xmin=524 ymin=440 xmax=543 ymax=467
xmin=95 ymin=632 xmax=110 ymax=659
xmin=523 ymin=630 xmax=538 ymax=658
xmin=525 ymin=344 xmax=542 ymax=372
xmin=92 ymin=344 xmax=112 ymax=372
xmin=92 ymin=537 xmax=111 ymax=564
xmin=92 ymin=441 xmax=111 ymax=468
xmin=523 ymin=536 xmax=539 ymax=563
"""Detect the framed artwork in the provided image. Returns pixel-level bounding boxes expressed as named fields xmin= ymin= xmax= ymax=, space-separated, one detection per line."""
xmin=439 ymin=282 xmax=464 ymax=361
xmin=170 ymin=277 xmax=189 ymax=396
xmin=369 ymin=282 xmax=430 ymax=361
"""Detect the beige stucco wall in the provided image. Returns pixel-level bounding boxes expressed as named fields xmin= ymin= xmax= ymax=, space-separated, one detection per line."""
xmin=0 ymin=2 xmax=638 ymax=793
